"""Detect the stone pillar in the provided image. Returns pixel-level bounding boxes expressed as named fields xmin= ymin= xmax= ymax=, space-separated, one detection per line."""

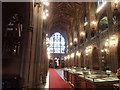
xmin=19 ymin=3 xmax=33 ymax=88
xmin=33 ymin=4 xmax=43 ymax=87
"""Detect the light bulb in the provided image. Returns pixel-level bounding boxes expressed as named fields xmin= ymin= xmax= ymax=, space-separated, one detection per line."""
xmin=74 ymin=38 xmax=78 ymax=42
xmin=91 ymin=21 xmax=97 ymax=25
xmin=14 ymin=50 xmax=16 ymax=52
xmin=84 ymin=22 xmax=88 ymax=26
xmin=43 ymin=15 xmax=47 ymax=20
xmin=70 ymin=42 xmax=73 ymax=46
xmin=43 ymin=1 xmax=49 ymax=6
xmin=45 ymin=9 xmax=48 ymax=13
xmin=46 ymin=13 xmax=49 ymax=17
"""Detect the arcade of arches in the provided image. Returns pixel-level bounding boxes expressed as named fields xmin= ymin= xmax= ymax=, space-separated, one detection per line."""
xmin=2 ymin=1 xmax=120 ymax=89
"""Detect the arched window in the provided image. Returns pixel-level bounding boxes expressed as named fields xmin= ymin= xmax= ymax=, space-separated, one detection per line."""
xmin=113 ymin=16 xmax=117 ymax=25
xmin=99 ymin=16 xmax=108 ymax=31
xmin=97 ymin=0 xmax=106 ymax=7
xmin=49 ymin=32 xmax=65 ymax=54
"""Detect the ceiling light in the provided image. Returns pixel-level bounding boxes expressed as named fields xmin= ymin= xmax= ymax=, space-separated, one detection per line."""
xmin=76 ymin=51 xmax=80 ymax=56
xmin=109 ymin=36 xmax=117 ymax=46
xmin=105 ymin=41 xmax=109 ymax=47
xmin=86 ymin=53 xmax=88 ymax=56
xmin=67 ymin=55 xmax=70 ymax=59
xmin=80 ymin=31 xmax=85 ymax=37
xmin=110 ymin=39 xmax=116 ymax=46
xmin=43 ymin=15 xmax=47 ymax=20
xmin=71 ymin=53 xmax=74 ymax=58
xmin=101 ymin=49 xmax=104 ymax=52
xmin=70 ymin=42 xmax=73 ymax=46
xmin=85 ymin=46 xmax=93 ymax=55
xmin=64 ymin=57 xmax=66 ymax=60
xmin=43 ymin=12 xmax=46 ymax=15
xmin=43 ymin=1 xmax=49 ymax=6
xmin=104 ymin=49 xmax=108 ymax=52
xmin=46 ymin=34 xmax=48 ymax=36
xmin=45 ymin=9 xmax=48 ymax=13
xmin=46 ymin=13 xmax=49 ymax=17
xmin=74 ymin=38 xmax=78 ymax=42
xmin=14 ymin=49 xmax=16 ymax=52
xmin=91 ymin=21 xmax=97 ymax=25
xmin=84 ymin=22 xmax=88 ymax=26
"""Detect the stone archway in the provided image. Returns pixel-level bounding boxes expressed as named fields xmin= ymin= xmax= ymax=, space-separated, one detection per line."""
xmin=92 ymin=47 xmax=99 ymax=70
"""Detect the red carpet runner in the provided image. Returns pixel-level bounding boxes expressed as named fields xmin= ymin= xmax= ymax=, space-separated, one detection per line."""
xmin=49 ymin=68 xmax=71 ymax=89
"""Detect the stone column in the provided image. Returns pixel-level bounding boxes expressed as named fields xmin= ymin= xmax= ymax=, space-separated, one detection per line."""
xmin=19 ymin=3 xmax=33 ymax=88
xmin=28 ymin=4 xmax=40 ymax=88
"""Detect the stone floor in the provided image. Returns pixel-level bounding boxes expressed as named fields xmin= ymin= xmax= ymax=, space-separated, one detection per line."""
xmin=40 ymin=72 xmax=49 ymax=89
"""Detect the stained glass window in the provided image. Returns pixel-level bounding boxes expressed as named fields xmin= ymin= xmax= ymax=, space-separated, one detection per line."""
xmin=49 ymin=32 xmax=65 ymax=54
xmin=99 ymin=16 xmax=108 ymax=31
xmin=97 ymin=0 xmax=106 ymax=7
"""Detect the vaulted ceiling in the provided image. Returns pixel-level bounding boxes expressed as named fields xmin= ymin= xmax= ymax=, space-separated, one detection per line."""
xmin=48 ymin=2 xmax=85 ymax=37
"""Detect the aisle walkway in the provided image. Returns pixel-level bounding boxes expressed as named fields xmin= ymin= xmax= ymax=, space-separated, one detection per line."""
xmin=55 ymin=69 xmax=64 ymax=80
xmin=49 ymin=68 xmax=71 ymax=89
